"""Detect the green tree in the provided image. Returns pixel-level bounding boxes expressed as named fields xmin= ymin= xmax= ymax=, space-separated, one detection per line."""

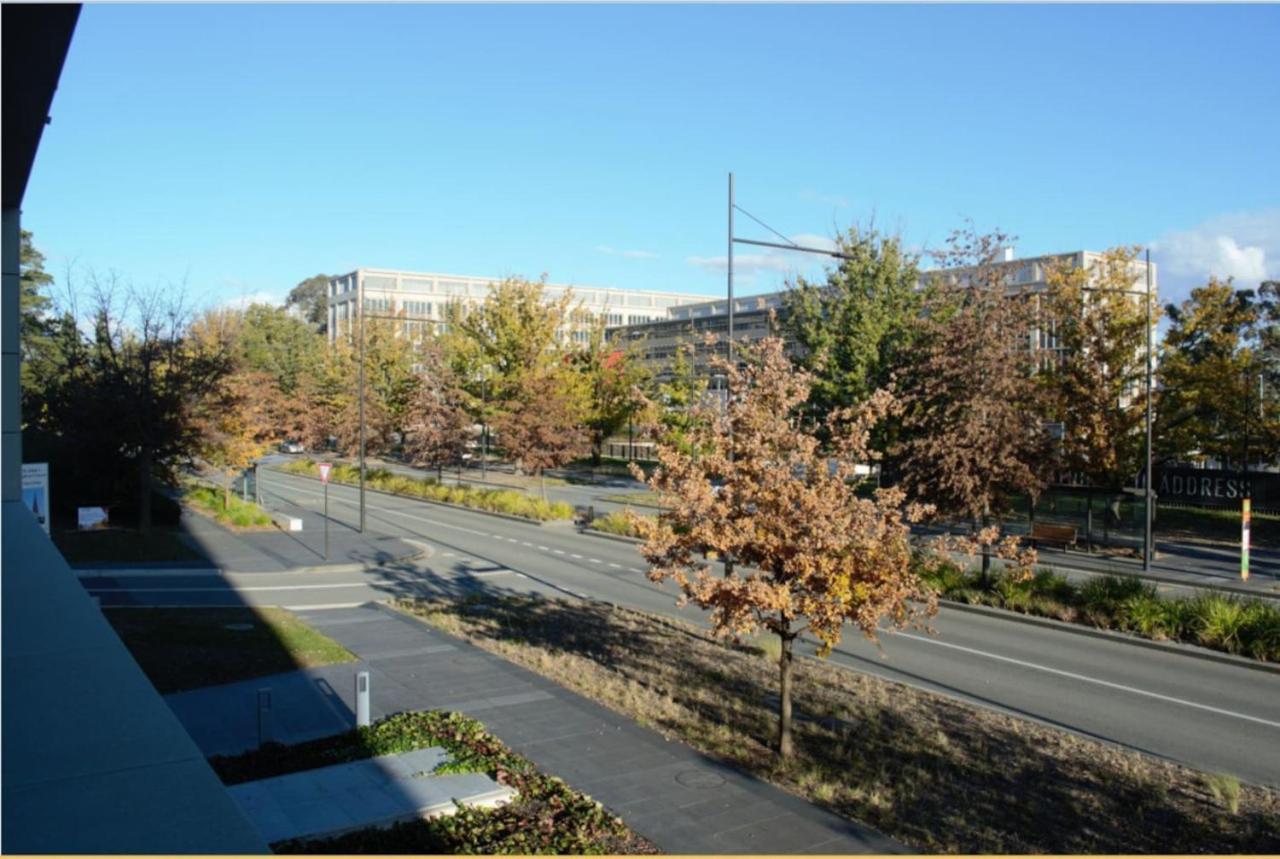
xmin=235 ymin=303 xmax=325 ymax=395
xmin=784 ymin=226 xmax=923 ymax=445
xmin=286 ymin=273 xmax=333 ymax=332
xmin=492 ymin=361 xmax=590 ymax=498
xmin=18 ymin=230 xmax=55 ymax=389
xmin=576 ymin=320 xmax=651 ymax=466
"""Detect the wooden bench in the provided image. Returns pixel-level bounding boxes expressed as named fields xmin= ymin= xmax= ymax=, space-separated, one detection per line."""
xmin=1029 ymin=522 xmax=1076 ymax=550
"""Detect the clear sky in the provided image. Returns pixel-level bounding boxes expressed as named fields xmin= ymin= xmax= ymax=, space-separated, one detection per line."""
xmin=22 ymin=3 xmax=1280 ymax=313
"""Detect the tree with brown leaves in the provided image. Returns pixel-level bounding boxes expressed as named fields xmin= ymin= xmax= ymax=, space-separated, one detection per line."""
xmin=895 ymin=227 xmax=1051 ymax=575
xmin=631 ymin=335 xmax=936 ymax=758
xmin=193 ymin=369 xmax=281 ymax=508
xmin=492 ymin=364 xmax=590 ymax=499
xmin=404 ymin=342 xmax=474 ymax=480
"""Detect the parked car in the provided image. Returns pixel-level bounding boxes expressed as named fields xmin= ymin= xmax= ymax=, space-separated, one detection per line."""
xmin=279 ymin=440 xmax=306 ymax=454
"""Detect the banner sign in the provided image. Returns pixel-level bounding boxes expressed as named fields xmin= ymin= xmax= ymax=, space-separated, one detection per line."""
xmin=1148 ymin=467 xmax=1279 ymax=510
xmin=1242 ymin=498 xmax=1251 ymax=581
xmin=21 ymin=463 xmax=50 ymax=535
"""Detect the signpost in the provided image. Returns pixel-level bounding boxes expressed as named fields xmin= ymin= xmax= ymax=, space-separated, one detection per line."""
xmin=319 ymin=462 xmax=332 ymax=559
xmin=21 ymin=463 xmax=50 ymax=535
xmin=1242 ymin=498 xmax=1251 ymax=581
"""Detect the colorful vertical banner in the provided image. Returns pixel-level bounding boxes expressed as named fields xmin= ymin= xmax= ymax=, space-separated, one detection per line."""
xmin=1241 ymin=498 xmax=1252 ymax=581
xmin=21 ymin=463 xmax=50 ymax=535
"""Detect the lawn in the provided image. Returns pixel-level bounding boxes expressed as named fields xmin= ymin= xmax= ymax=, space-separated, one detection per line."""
xmin=104 ymin=606 xmax=356 ymax=693
xmin=398 ymin=595 xmax=1280 ymax=854
xmin=209 ymin=711 xmax=655 ymax=854
xmin=53 ymin=527 xmax=206 ymax=565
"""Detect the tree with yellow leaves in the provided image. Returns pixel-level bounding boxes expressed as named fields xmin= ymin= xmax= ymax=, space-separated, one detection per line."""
xmin=631 ymin=335 xmax=936 ymax=758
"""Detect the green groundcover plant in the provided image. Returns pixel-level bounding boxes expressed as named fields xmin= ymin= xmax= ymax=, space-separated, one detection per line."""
xmin=920 ymin=560 xmax=1280 ymax=662
xmin=280 ymin=459 xmax=574 ymax=521
xmin=210 ymin=711 xmax=653 ymax=854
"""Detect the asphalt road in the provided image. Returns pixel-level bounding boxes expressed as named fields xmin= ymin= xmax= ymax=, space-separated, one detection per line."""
xmin=86 ymin=468 xmax=1280 ymax=788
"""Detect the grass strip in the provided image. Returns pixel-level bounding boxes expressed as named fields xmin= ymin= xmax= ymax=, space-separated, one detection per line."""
xmin=279 ymin=459 xmax=575 ymax=522
xmin=920 ymin=561 xmax=1280 ymax=662
xmin=104 ymin=606 xmax=356 ymax=693
xmin=399 ymin=594 xmax=1280 ymax=854
xmin=182 ymin=481 xmax=274 ymax=529
xmin=210 ymin=711 xmax=655 ymax=854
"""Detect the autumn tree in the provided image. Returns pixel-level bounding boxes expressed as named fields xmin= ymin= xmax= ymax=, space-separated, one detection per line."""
xmin=784 ymin=225 xmax=922 ymax=447
xmin=1157 ymin=278 xmax=1278 ymax=467
xmin=894 ymin=227 xmax=1051 ymax=572
xmin=442 ymin=275 xmax=576 ymax=402
xmin=193 ymin=370 xmax=281 ymax=508
xmin=647 ymin=340 xmax=709 ymax=454
xmin=492 ymin=363 xmax=590 ymax=498
xmin=403 ymin=342 xmax=474 ymax=480
xmin=631 ymin=335 xmax=936 ymax=758
xmin=1040 ymin=247 xmax=1156 ymax=489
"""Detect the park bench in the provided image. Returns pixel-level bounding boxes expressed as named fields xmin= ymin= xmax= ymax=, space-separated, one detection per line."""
xmin=1029 ymin=522 xmax=1077 ymax=550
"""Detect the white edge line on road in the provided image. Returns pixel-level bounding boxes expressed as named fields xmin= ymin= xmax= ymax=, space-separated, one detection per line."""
xmin=86 ymin=583 xmax=373 ymax=594
xmin=890 ymin=629 xmax=1280 ymax=730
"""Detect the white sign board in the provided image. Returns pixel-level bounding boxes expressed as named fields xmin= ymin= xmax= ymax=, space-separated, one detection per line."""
xmin=78 ymin=507 xmax=110 ymax=530
xmin=318 ymin=462 xmax=332 ymax=484
xmin=21 ymin=463 xmax=50 ymax=535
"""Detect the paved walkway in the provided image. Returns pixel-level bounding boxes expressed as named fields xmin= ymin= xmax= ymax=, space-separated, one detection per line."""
xmin=175 ymin=500 xmax=420 ymax=574
xmin=166 ymin=602 xmax=903 ymax=854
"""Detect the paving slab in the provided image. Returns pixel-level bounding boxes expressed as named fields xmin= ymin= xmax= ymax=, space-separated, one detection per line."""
xmin=165 ymin=601 xmax=902 ymax=853
xmin=228 ymin=747 xmax=515 ymax=845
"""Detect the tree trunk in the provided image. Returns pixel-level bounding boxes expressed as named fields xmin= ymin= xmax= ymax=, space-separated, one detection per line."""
xmin=777 ymin=622 xmax=795 ymax=758
xmin=540 ymin=470 xmax=547 ymax=502
xmin=138 ymin=447 xmax=153 ymax=532
xmin=980 ymin=508 xmax=992 ymax=586
xmin=224 ymin=471 xmax=231 ymax=510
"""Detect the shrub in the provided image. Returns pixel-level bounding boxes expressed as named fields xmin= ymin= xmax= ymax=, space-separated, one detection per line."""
xmin=1241 ymin=602 xmax=1280 ymax=662
xmin=590 ymin=511 xmax=642 ymax=537
xmin=1192 ymin=594 xmax=1251 ymax=653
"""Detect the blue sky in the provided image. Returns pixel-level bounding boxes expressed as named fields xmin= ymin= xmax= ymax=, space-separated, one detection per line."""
xmin=23 ymin=3 xmax=1280 ymax=312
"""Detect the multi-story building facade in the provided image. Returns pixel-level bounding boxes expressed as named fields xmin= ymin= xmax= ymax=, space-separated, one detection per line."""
xmin=609 ymin=249 xmax=1158 ymax=384
xmin=327 ymin=268 xmax=711 ymax=343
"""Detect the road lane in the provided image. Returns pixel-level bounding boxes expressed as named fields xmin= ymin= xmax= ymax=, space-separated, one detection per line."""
xmin=93 ymin=467 xmax=1280 ymax=786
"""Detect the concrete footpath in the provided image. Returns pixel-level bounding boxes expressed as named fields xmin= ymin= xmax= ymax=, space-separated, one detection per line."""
xmin=175 ymin=500 xmax=421 ymax=574
xmin=166 ymin=602 xmax=902 ymax=854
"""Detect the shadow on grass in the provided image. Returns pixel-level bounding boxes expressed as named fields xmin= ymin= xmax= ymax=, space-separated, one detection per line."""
xmin=409 ymin=595 xmax=1280 ymax=854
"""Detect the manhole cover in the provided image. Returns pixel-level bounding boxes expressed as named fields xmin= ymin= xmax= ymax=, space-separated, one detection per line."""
xmin=675 ymin=770 xmax=725 ymax=789
xmin=224 ymin=623 xmax=255 ymax=631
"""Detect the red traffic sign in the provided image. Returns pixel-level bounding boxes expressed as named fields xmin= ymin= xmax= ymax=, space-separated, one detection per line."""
xmin=318 ymin=462 xmax=332 ymax=484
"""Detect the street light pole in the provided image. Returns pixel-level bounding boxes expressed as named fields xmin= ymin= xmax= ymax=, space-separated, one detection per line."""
xmin=1143 ymin=248 xmax=1153 ymax=571
xmin=358 ymin=275 xmax=367 ymax=533
xmin=725 ymin=172 xmax=735 ymax=580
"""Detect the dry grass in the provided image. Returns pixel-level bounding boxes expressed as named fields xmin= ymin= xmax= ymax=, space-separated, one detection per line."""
xmin=397 ymin=595 xmax=1280 ymax=854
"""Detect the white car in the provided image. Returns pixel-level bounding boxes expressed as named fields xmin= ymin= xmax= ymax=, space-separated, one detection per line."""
xmin=279 ymin=440 xmax=306 ymax=454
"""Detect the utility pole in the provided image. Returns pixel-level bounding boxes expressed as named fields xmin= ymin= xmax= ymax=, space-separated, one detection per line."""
xmin=358 ymin=274 xmax=367 ymax=533
xmin=725 ymin=172 xmax=735 ymax=580
xmin=1143 ymin=248 xmax=1154 ymax=571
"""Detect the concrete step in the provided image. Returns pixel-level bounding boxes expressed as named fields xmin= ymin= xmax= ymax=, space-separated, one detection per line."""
xmin=227 ymin=747 xmax=516 ymax=845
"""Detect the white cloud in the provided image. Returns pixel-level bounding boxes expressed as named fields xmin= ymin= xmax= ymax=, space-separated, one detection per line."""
xmin=1151 ymin=209 xmax=1280 ymax=306
xmin=222 ymin=290 xmax=282 ymax=310
xmin=595 ymin=245 xmax=657 ymax=260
